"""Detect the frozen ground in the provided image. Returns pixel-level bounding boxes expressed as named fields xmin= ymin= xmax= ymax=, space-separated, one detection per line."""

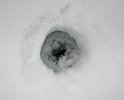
xmin=0 ymin=0 xmax=124 ymax=100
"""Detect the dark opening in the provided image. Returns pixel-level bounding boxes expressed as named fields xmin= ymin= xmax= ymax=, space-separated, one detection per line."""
xmin=40 ymin=29 xmax=81 ymax=72
xmin=51 ymin=42 xmax=67 ymax=61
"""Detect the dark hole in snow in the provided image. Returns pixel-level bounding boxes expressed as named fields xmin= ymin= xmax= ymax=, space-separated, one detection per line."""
xmin=40 ymin=30 xmax=80 ymax=73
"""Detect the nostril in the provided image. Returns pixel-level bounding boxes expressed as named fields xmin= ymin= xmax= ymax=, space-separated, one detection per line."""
xmin=40 ymin=29 xmax=80 ymax=73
